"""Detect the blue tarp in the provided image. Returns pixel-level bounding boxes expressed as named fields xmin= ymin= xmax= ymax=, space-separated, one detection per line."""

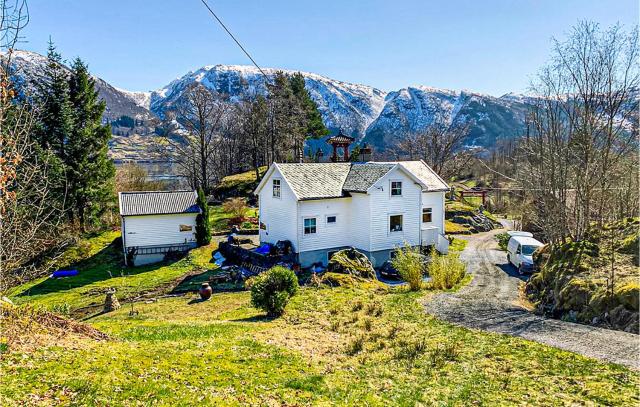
xmin=51 ymin=269 xmax=79 ymax=278
xmin=255 ymin=244 xmax=271 ymax=255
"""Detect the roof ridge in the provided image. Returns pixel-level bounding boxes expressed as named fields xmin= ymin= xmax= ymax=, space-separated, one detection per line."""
xmin=120 ymin=190 xmax=195 ymax=194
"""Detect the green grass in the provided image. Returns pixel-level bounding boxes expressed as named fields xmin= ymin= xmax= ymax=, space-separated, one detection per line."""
xmin=209 ymin=204 xmax=258 ymax=233
xmin=448 ymin=237 xmax=468 ymax=253
xmin=445 ymin=219 xmax=471 ymax=234
xmin=2 ymin=284 xmax=637 ymax=405
xmin=5 ymin=231 xmax=218 ymax=313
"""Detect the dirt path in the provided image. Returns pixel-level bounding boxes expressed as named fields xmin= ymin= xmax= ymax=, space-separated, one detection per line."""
xmin=424 ymin=226 xmax=640 ymax=369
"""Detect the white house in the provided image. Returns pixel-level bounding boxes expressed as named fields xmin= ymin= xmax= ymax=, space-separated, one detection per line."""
xmin=254 ymin=161 xmax=450 ymax=267
xmin=118 ymin=190 xmax=201 ymax=266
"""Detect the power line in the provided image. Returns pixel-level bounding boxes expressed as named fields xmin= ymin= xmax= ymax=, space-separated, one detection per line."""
xmin=198 ymin=0 xmax=270 ymax=82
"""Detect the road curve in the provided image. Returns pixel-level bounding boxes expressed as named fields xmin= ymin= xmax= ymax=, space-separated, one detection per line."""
xmin=424 ymin=227 xmax=640 ymax=369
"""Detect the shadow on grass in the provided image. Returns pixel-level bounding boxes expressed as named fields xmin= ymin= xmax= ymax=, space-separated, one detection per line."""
xmin=17 ymin=238 xmax=182 ymax=298
xmin=229 ymin=314 xmax=276 ymax=323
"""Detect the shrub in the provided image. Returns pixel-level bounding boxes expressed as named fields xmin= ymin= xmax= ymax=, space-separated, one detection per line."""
xmin=391 ymin=244 xmax=425 ymax=290
xmin=222 ymin=197 xmax=249 ymax=221
xmin=428 ymin=249 xmax=467 ymax=290
xmin=327 ymin=248 xmax=376 ymax=279
xmin=495 ymin=232 xmax=510 ymax=251
xmin=250 ymin=266 xmax=299 ymax=317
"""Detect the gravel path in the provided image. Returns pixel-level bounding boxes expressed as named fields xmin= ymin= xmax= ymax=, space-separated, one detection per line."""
xmin=424 ymin=226 xmax=640 ymax=369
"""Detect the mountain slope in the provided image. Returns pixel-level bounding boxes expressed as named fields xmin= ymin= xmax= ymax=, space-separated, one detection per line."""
xmin=4 ymin=50 xmax=155 ymax=121
xmin=5 ymin=50 xmax=533 ymax=157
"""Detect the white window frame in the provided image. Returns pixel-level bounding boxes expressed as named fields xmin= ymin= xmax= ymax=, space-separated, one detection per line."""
xmin=390 ymin=180 xmax=403 ymax=197
xmin=422 ymin=207 xmax=433 ymax=223
xmin=389 ymin=213 xmax=403 ymax=234
xmin=325 ymin=214 xmax=338 ymax=226
xmin=272 ymin=178 xmax=281 ymax=199
xmin=303 ymin=217 xmax=317 ymax=235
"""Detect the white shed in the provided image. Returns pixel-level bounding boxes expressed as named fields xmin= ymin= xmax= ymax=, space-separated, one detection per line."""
xmin=118 ymin=190 xmax=201 ymax=266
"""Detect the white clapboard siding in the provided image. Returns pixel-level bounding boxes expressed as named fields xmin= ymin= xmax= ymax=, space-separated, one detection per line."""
xmin=297 ymin=197 xmax=352 ymax=252
xmin=258 ymin=167 xmax=299 ymax=251
xmin=369 ymin=168 xmax=422 ymax=252
xmin=421 ymin=191 xmax=445 ymax=233
xmin=349 ymin=192 xmax=371 ymax=252
xmin=123 ymin=213 xmax=198 ymax=248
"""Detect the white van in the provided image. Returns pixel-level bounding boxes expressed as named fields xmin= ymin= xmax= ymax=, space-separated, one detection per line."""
xmin=506 ymin=232 xmax=544 ymax=274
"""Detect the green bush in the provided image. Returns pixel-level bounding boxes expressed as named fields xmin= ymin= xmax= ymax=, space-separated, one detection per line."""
xmin=327 ymin=248 xmax=376 ymax=279
xmin=428 ymin=249 xmax=467 ymax=290
xmin=495 ymin=232 xmax=510 ymax=251
xmin=250 ymin=266 xmax=299 ymax=317
xmin=391 ymin=244 xmax=425 ymax=290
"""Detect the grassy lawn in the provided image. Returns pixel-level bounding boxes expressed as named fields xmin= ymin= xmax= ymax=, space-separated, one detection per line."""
xmin=2 ymin=282 xmax=638 ymax=405
xmin=6 ymin=231 xmax=218 ymax=314
xmin=209 ymin=204 xmax=258 ymax=233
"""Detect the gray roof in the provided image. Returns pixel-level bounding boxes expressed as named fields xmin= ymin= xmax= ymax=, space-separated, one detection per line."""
xmin=265 ymin=160 xmax=449 ymax=201
xmin=396 ymin=161 xmax=449 ymax=191
xmin=277 ymin=163 xmax=351 ymax=200
xmin=119 ymin=190 xmax=200 ymax=216
xmin=342 ymin=163 xmax=394 ymax=192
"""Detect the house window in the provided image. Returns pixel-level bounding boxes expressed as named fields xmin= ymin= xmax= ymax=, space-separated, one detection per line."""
xmin=304 ymin=218 xmax=317 ymax=235
xmin=326 ymin=215 xmax=337 ymax=225
xmin=422 ymin=208 xmax=433 ymax=223
xmin=391 ymin=181 xmax=402 ymax=196
xmin=389 ymin=214 xmax=403 ymax=233
xmin=272 ymin=179 xmax=281 ymax=198
xmin=179 ymin=224 xmax=193 ymax=232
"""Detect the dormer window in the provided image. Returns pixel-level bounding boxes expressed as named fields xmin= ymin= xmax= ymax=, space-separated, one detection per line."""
xmin=391 ymin=181 xmax=402 ymax=196
xmin=273 ymin=179 xmax=281 ymax=198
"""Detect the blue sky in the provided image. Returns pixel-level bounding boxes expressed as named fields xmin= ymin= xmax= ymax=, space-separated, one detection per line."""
xmin=19 ymin=0 xmax=638 ymax=96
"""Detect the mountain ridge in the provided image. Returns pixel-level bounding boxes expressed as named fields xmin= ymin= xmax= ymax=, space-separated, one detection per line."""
xmin=5 ymin=49 xmax=533 ymax=157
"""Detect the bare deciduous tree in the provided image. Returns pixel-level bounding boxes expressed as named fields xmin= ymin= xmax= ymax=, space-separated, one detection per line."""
xmin=520 ymin=21 xmax=639 ymax=243
xmin=395 ymin=118 xmax=475 ymax=180
xmin=160 ymin=83 xmax=230 ymax=193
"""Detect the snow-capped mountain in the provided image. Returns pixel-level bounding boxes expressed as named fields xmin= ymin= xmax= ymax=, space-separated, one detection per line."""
xmin=149 ymin=64 xmax=388 ymax=138
xmin=5 ymin=50 xmax=533 ymax=157
xmin=3 ymin=50 xmax=155 ymax=121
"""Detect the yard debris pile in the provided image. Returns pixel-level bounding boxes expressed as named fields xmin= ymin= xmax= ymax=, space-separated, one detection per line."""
xmin=526 ymin=218 xmax=640 ymax=333
xmin=327 ymin=248 xmax=376 ymax=279
xmin=1 ymin=301 xmax=109 ymax=354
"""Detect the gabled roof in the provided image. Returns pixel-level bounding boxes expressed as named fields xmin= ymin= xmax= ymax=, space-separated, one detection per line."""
xmin=254 ymin=160 xmax=449 ymax=201
xmin=342 ymin=163 xmax=395 ymax=192
xmin=382 ymin=160 xmax=450 ymax=191
xmin=119 ymin=190 xmax=200 ymax=216
xmin=276 ymin=163 xmax=351 ymax=200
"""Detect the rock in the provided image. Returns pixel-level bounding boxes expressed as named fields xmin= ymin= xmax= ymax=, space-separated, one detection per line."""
xmin=327 ymin=248 xmax=376 ymax=279
xmin=104 ymin=288 xmax=121 ymax=313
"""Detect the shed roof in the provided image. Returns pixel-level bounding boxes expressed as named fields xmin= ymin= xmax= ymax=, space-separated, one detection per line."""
xmin=119 ymin=190 xmax=200 ymax=216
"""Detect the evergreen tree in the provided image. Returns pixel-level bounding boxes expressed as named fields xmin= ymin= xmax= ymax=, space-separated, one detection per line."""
xmin=289 ymin=72 xmax=328 ymax=139
xmin=195 ymin=187 xmax=211 ymax=246
xmin=32 ymin=40 xmax=73 ymax=212
xmin=67 ymin=57 xmax=115 ymax=229
xmin=35 ymin=40 xmax=74 ymax=160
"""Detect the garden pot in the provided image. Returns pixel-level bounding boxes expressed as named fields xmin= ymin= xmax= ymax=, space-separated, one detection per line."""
xmin=199 ymin=283 xmax=213 ymax=300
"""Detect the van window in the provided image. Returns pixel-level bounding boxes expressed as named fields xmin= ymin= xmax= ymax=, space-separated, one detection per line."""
xmin=521 ymin=245 xmax=539 ymax=256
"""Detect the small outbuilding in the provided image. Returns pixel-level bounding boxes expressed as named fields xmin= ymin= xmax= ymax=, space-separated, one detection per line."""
xmin=118 ymin=190 xmax=201 ymax=266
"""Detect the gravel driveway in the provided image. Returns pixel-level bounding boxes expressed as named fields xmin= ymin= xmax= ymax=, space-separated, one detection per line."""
xmin=424 ymin=226 xmax=640 ymax=369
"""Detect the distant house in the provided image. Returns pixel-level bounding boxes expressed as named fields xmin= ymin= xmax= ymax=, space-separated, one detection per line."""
xmin=254 ymin=161 xmax=450 ymax=267
xmin=118 ymin=190 xmax=201 ymax=266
